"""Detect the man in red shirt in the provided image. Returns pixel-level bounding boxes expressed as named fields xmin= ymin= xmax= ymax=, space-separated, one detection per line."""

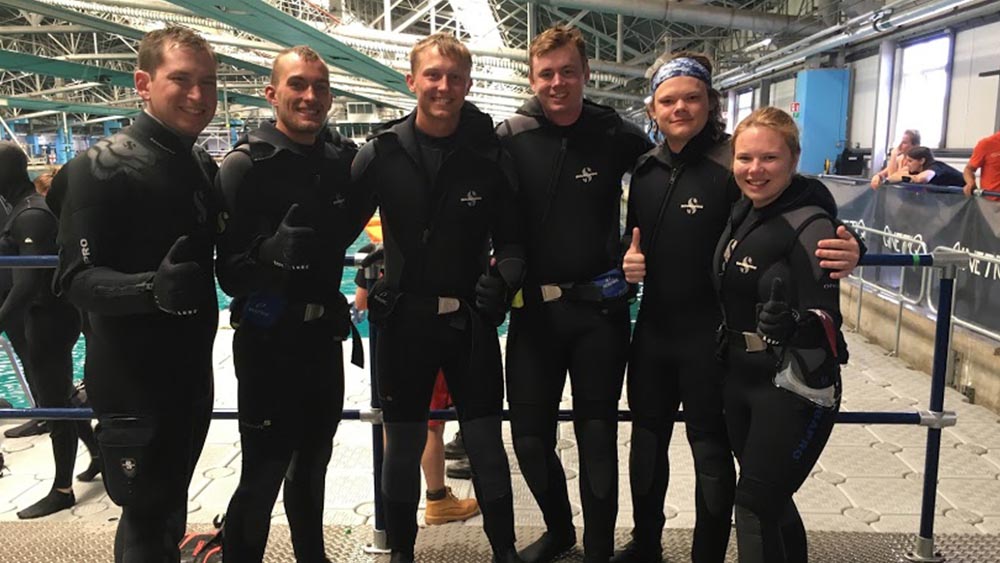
xmin=964 ymin=131 xmax=1000 ymax=197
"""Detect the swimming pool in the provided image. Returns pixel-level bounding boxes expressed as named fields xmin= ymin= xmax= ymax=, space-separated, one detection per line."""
xmin=0 ymin=237 xmax=373 ymax=408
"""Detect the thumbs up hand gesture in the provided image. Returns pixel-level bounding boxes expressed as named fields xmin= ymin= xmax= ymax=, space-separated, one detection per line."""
xmin=258 ymin=204 xmax=316 ymax=271
xmin=623 ymin=227 xmax=646 ymax=283
xmin=154 ymin=235 xmax=208 ymax=316
xmin=757 ymin=278 xmax=800 ymax=347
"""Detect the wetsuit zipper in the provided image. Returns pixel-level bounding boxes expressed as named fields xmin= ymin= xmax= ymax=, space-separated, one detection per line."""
xmin=540 ymin=136 xmax=568 ymax=225
xmin=645 ymin=163 xmax=684 ymax=263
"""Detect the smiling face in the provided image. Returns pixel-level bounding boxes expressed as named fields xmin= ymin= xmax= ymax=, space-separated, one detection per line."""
xmin=650 ymin=75 xmax=711 ymax=153
xmin=134 ymin=42 xmax=217 ymax=137
xmin=733 ymin=125 xmax=798 ymax=208
xmin=266 ymin=52 xmax=332 ymax=144
xmin=530 ymin=43 xmax=589 ymax=126
xmin=903 ymin=154 xmax=926 ymax=174
xmin=407 ymin=45 xmax=471 ymax=136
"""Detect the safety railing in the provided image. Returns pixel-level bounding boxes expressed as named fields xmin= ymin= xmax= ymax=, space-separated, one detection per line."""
xmin=848 ymin=224 xmax=930 ymax=356
xmin=819 ymin=173 xmax=989 ymax=197
xmin=0 ymin=250 xmax=969 ymax=562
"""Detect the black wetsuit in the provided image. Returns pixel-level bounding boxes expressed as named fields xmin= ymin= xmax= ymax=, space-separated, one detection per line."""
xmin=496 ymin=97 xmax=651 ymax=560
xmin=0 ymin=147 xmax=97 ymax=512
xmin=351 ymin=104 xmax=523 ymax=559
xmin=54 ymin=112 xmax=219 ymax=563
xmin=215 ymin=121 xmax=364 ymax=563
xmin=622 ymin=127 xmax=739 ymax=562
xmin=713 ymin=176 xmax=841 ymax=563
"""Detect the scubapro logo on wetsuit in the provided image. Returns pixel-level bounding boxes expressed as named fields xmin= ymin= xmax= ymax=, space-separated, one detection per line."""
xmin=736 ymin=256 xmax=757 ymax=274
xmin=331 ymin=193 xmax=346 ymax=208
xmin=80 ymin=238 xmax=92 ymax=264
xmin=680 ymin=197 xmax=704 ymax=215
xmin=120 ymin=457 xmax=137 ymax=478
xmin=575 ymin=167 xmax=598 ymax=183
xmin=460 ymin=190 xmax=482 ymax=207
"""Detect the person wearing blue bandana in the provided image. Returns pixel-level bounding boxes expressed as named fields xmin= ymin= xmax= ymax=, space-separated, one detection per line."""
xmin=616 ymin=52 xmax=862 ymax=563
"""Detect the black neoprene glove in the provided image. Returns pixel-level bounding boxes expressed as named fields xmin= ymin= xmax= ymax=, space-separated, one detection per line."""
xmin=475 ymin=273 xmax=507 ymax=327
xmin=154 ymin=235 xmax=208 ymax=316
xmin=757 ymin=278 xmax=800 ymax=346
xmin=257 ymin=203 xmax=316 ymax=271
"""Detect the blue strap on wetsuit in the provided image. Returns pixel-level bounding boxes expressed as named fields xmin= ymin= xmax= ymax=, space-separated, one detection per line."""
xmin=591 ymin=268 xmax=629 ymax=300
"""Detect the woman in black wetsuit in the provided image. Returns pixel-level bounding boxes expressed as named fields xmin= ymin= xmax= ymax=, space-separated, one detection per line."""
xmin=714 ymin=108 xmax=843 ymax=562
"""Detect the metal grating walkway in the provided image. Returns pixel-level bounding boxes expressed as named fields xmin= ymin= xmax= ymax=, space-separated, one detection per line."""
xmin=2 ymin=523 xmax=1000 ymax=562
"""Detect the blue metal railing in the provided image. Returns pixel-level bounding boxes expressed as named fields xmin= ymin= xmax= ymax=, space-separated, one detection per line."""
xmin=0 ymin=251 xmax=965 ymax=560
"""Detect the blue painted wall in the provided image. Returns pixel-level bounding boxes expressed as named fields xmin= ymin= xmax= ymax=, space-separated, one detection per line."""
xmin=793 ymin=69 xmax=850 ymax=174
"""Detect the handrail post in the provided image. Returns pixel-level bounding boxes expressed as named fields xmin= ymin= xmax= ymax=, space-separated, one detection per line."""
xmin=905 ymin=258 xmax=958 ymax=562
xmin=362 ymin=275 xmax=389 ymax=554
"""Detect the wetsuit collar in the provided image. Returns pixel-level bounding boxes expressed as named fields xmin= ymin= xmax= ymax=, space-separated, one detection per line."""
xmin=134 ymin=111 xmax=198 ymax=154
xmin=516 ymin=96 xmax=621 ymax=134
xmin=738 ymin=174 xmax=838 ymax=220
xmin=247 ymin=120 xmax=322 ymax=156
xmin=379 ymin=101 xmax=498 ymax=162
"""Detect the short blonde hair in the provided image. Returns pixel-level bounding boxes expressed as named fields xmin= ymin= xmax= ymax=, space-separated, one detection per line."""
xmin=410 ymin=32 xmax=471 ymax=73
xmin=138 ymin=27 xmax=215 ymax=77
xmin=732 ymin=107 xmax=801 ymax=160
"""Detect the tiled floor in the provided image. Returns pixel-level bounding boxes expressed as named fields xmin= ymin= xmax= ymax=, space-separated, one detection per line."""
xmin=3 ymin=329 xmax=999 ymax=540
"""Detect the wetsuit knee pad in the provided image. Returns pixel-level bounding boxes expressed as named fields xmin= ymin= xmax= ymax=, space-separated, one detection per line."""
xmin=460 ymin=416 xmax=510 ymax=502
xmin=629 ymin=417 xmax=671 ymax=495
xmin=382 ymin=423 xmax=426 ymax=502
xmin=733 ymin=504 xmax=768 ymax=563
xmin=734 ymin=475 xmax=784 ymax=521
xmin=511 ymin=434 xmax=549 ymax=493
xmin=575 ymin=419 xmax=616 ymax=500
xmin=95 ymin=415 xmax=159 ymax=509
xmin=688 ymin=438 xmax=736 ymax=517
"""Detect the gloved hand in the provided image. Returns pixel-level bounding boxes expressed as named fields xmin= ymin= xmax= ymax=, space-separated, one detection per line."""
xmin=258 ymin=204 xmax=316 ymax=271
xmin=475 ymin=273 xmax=507 ymax=327
xmin=154 ymin=235 xmax=208 ymax=316
xmin=756 ymin=278 xmax=800 ymax=346
xmin=360 ymin=245 xmax=384 ymax=268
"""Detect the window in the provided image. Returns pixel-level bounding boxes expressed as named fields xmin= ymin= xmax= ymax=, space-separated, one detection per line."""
xmin=735 ymin=89 xmax=754 ymax=126
xmin=895 ymin=35 xmax=951 ymax=148
xmin=347 ymin=102 xmax=374 ymax=115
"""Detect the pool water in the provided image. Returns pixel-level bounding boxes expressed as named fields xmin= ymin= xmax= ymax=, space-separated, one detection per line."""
xmin=0 ymin=237 xmax=373 ymax=408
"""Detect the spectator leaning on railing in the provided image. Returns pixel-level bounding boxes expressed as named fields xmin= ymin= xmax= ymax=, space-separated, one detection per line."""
xmin=884 ymin=146 xmax=965 ymax=187
xmin=964 ymin=129 xmax=1000 ymax=198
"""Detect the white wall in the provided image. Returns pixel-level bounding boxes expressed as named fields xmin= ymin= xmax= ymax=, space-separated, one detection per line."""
xmin=947 ymin=20 xmax=1000 ymax=148
xmin=848 ymin=55 xmax=879 ymax=148
xmin=770 ymin=78 xmax=796 ymax=113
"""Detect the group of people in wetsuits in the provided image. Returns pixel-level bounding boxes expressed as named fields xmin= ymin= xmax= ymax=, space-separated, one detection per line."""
xmin=1 ymin=21 xmax=866 ymax=563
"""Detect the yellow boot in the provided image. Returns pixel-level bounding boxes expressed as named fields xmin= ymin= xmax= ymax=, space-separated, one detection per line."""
xmin=424 ymin=487 xmax=480 ymax=525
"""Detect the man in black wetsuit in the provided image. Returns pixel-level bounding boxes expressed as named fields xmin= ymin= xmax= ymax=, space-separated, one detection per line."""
xmin=0 ymin=143 xmax=99 ymax=519
xmin=215 ymin=45 xmax=365 ymax=563
xmin=617 ymin=53 xmax=861 ymax=563
xmin=351 ymin=32 xmax=525 ymax=563
xmin=53 ymin=27 xmax=220 ymax=563
xmin=495 ymin=25 xmax=651 ymax=563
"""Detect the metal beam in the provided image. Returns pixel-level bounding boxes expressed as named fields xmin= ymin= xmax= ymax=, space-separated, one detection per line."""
xmin=0 ymin=95 xmax=140 ymax=117
xmin=0 ymin=49 xmax=271 ymax=108
xmin=531 ymin=0 xmax=825 ymax=35
xmin=164 ymin=0 xmax=411 ymax=96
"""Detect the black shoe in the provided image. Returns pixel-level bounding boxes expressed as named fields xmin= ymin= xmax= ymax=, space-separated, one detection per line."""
xmin=444 ymin=430 xmax=466 ymax=460
xmin=494 ymin=547 xmax=526 ymax=563
xmin=446 ymin=457 xmax=472 ymax=480
xmin=518 ymin=531 xmax=576 ymax=563
xmin=76 ymin=457 xmax=102 ymax=482
xmin=16 ymin=489 xmax=75 ymax=519
xmin=389 ymin=551 xmax=415 ymax=563
xmin=4 ymin=419 xmax=48 ymax=438
xmin=609 ymin=539 xmax=663 ymax=563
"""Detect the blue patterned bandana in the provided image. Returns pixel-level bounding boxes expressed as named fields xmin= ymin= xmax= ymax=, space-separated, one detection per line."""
xmin=649 ymin=57 xmax=712 ymax=95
